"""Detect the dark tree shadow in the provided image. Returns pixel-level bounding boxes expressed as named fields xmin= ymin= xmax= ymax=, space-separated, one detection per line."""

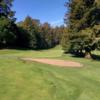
xmin=0 ymin=45 xmax=57 ymax=51
xmin=71 ymin=54 xmax=100 ymax=61
xmin=65 ymin=52 xmax=100 ymax=61
xmin=92 ymin=54 xmax=100 ymax=61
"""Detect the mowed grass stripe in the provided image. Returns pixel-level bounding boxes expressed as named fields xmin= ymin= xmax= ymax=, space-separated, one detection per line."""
xmin=0 ymin=46 xmax=100 ymax=100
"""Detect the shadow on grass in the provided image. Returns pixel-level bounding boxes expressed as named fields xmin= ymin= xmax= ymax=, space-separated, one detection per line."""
xmin=0 ymin=47 xmax=31 ymax=51
xmin=68 ymin=52 xmax=100 ymax=61
xmin=0 ymin=46 xmax=57 ymax=51
xmin=92 ymin=54 xmax=100 ymax=61
xmin=72 ymin=54 xmax=100 ymax=61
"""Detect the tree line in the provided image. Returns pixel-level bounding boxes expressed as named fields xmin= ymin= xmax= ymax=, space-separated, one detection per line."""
xmin=0 ymin=0 xmax=65 ymax=49
xmin=16 ymin=16 xmax=65 ymax=49
xmin=0 ymin=0 xmax=100 ymax=58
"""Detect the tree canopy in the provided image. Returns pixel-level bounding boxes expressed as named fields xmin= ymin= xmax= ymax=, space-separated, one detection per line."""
xmin=0 ymin=0 xmax=64 ymax=49
xmin=0 ymin=0 xmax=17 ymax=48
xmin=0 ymin=0 xmax=100 ymax=59
xmin=62 ymin=0 xmax=100 ymax=58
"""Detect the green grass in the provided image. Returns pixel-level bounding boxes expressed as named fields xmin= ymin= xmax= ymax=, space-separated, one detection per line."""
xmin=0 ymin=46 xmax=100 ymax=100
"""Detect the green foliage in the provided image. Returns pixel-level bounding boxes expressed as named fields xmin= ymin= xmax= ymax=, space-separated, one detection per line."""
xmin=21 ymin=16 xmax=39 ymax=49
xmin=15 ymin=26 xmax=31 ymax=48
xmin=17 ymin=17 xmax=64 ymax=49
xmin=0 ymin=0 xmax=15 ymax=18
xmin=61 ymin=28 xmax=71 ymax=53
xmin=0 ymin=16 xmax=16 ymax=48
xmin=0 ymin=0 xmax=64 ymax=49
xmin=40 ymin=23 xmax=54 ymax=48
xmin=0 ymin=0 xmax=17 ymax=48
xmin=63 ymin=0 xmax=100 ymax=58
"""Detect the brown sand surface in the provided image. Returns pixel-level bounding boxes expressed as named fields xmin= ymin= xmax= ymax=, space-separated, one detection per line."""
xmin=22 ymin=58 xmax=83 ymax=67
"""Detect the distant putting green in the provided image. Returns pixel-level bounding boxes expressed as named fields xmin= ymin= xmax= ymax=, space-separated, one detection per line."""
xmin=0 ymin=46 xmax=100 ymax=100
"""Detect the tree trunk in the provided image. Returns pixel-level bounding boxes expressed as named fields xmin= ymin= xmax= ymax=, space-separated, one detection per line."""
xmin=85 ymin=51 xmax=92 ymax=59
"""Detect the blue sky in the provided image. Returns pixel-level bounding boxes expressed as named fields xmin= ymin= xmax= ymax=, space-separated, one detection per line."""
xmin=12 ymin=0 xmax=67 ymax=26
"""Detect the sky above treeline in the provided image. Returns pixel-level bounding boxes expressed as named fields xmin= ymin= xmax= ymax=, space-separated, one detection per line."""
xmin=12 ymin=0 xmax=67 ymax=26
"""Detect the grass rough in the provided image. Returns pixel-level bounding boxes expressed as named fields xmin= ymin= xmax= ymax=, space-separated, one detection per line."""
xmin=0 ymin=46 xmax=100 ymax=100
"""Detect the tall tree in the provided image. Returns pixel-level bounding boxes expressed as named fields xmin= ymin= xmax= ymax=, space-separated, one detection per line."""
xmin=63 ymin=0 xmax=100 ymax=58
xmin=40 ymin=22 xmax=55 ymax=48
xmin=0 ymin=0 xmax=15 ymax=18
xmin=0 ymin=0 xmax=16 ymax=48
xmin=20 ymin=16 xmax=41 ymax=49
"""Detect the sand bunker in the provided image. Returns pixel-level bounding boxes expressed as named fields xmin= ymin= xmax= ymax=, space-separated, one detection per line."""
xmin=22 ymin=58 xmax=83 ymax=68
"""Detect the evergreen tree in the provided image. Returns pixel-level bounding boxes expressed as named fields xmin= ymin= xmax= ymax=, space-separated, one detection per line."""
xmin=0 ymin=0 xmax=16 ymax=48
xmin=63 ymin=0 xmax=100 ymax=58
